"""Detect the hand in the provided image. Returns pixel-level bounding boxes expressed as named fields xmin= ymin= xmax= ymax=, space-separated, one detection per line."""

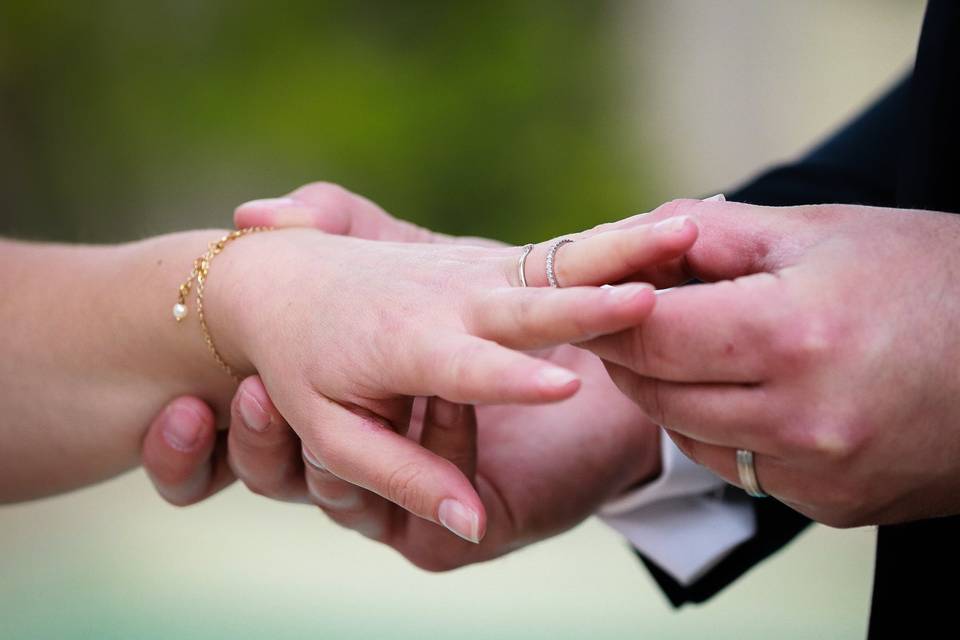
xmin=583 ymin=198 xmax=960 ymax=527
xmin=150 ymin=343 xmax=657 ymax=567
xmin=145 ymin=183 xmax=695 ymax=543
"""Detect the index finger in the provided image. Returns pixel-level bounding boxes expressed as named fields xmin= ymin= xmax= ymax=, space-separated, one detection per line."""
xmin=581 ymin=274 xmax=786 ymax=383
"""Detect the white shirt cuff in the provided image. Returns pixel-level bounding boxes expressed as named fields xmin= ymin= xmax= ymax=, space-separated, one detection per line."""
xmin=599 ymin=431 xmax=757 ymax=586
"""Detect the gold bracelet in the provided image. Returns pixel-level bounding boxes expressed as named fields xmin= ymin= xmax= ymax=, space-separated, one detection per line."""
xmin=173 ymin=227 xmax=271 ymax=380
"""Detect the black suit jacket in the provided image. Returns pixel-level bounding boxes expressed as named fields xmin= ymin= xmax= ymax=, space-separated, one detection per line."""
xmin=637 ymin=2 xmax=960 ymax=637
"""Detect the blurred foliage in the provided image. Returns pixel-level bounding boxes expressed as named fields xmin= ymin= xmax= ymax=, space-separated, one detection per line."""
xmin=0 ymin=0 xmax=648 ymax=244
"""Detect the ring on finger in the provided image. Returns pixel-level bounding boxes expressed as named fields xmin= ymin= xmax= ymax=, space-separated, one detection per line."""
xmin=736 ymin=449 xmax=768 ymax=498
xmin=546 ymin=238 xmax=574 ymax=288
xmin=517 ymin=243 xmax=535 ymax=288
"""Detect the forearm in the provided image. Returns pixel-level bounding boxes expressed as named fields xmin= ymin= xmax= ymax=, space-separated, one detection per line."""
xmin=0 ymin=231 xmax=237 ymax=501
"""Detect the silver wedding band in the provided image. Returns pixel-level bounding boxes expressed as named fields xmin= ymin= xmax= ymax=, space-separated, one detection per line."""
xmin=517 ymin=243 xmax=535 ymax=288
xmin=546 ymin=238 xmax=574 ymax=288
xmin=736 ymin=449 xmax=768 ymax=498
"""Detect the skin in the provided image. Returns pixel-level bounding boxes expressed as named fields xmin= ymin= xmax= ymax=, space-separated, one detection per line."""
xmin=2 ymin=185 xmax=694 ymax=546
xmin=583 ymin=198 xmax=960 ymax=527
xmin=144 ymin=183 xmax=669 ymax=564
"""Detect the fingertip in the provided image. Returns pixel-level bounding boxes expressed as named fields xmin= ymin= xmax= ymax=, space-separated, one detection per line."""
xmin=535 ymin=366 xmax=581 ymax=401
xmin=160 ymin=397 xmax=216 ymax=452
xmin=438 ymin=497 xmax=486 ymax=544
xmin=143 ymin=397 xmax=219 ymax=507
xmin=233 ymin=198 xmax=296 ymax=227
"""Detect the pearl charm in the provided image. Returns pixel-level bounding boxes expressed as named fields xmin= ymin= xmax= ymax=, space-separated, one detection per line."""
xmin=172 ymin=303 xmax=188 ymax=321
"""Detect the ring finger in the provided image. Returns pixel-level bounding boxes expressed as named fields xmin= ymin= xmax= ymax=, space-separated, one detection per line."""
xmin=667 ymin=431 xmax=805 ymax=505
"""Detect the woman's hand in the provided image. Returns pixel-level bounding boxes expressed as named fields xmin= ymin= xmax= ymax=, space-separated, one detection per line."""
xmin=154 ymin=190 xmax=696 ymax=541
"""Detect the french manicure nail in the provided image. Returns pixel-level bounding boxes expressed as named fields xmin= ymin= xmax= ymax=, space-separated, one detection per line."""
xmin=606 ymin=283 xmax=654 ymax=301
xmin=703 ymin=193 xmax=726 ymax=202
xmin=438 ymin=499 xmax=482 ymax=544
xmin=653 ymin=215 xmax=689 ymax=234
xmin=538 ymin=367 xmax=579 ymax=389
xmin=162 ymin=405 xmax=203 ymax=451
xmin=237 ymin=197 xmax=297 ymax=210
xmin=238 ymin=388 xmax=271 ymax=432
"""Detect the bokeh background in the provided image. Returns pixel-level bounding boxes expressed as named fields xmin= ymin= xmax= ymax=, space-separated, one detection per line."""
xmin=0 ymin=1 xmax=925 ymax=638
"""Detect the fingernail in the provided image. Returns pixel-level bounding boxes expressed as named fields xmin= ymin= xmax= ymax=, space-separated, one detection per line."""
xmin=237 ymin=197 xmax=297 ymax=210
xmin=653 ymin=215 xmax=689 ymax=234
xmin=703 ymin=193 xmax=726 ymax=202
xmin=312 ymin=488 xmax=362 ymax=511
xmin=238 ymin=388 xmax=271 ymax=432
xmin=538 ymin=366 xmax=579 ymax=389
xmin=161 ymin=405 xmax=204 ymax=451
xmin=438 ymin=499 xmax=482 ymax=544
xmin=301 ymin=445 xmax=326 ymax=471
xmin=605 ymin=283 xmax=654 ymax=301
xmin=238 ymin=198 xmax=316 ymax=226
xmin=430 ymin=397 xmax=463 ymax=426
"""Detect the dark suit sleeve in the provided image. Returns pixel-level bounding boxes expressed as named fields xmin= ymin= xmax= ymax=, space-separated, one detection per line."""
xmin=635 ymin=76 xmax=909 ymax=607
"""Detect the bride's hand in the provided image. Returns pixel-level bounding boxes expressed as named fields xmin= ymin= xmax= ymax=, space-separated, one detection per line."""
xmin=156 ymin=207 xmax=695 ymax=540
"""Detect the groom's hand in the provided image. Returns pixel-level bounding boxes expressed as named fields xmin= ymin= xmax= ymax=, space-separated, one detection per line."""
xmin=583 ymin=198 xmax=960 ymax=527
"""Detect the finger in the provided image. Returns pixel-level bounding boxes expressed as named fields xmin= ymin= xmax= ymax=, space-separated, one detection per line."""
xmin=467 ymin=283 xmax=656 ymax=350
xmin=142 ymin=397 xmax=236 ymax=506
xmin=581 ymin=275 xmax=787 ymax=383
xmin=287 ymin=394 xmax=486 ymax=543
xmin=421 ymin=398 xmax=478 ymax=481
xmin=403 ymin=334 xmax=581 ymax=404
xmin=668 ymin=431 xmax=798 ymax=503
xmin=602 ymin=361 xmax=785 ymax=453
xmin=420 ymin=398 xmax=485 ymax=543
xmin=301 ymin=444 xmax=394 ymax=540
xmin=519 ymin=217 xmax=699 ymax=288
xmin=234 ymin=182 xmax=436 ymax=242
xmin=227 ymin=376 xmax=307 ymax=502
xmin=613 ymin=198 xmax=797 ymax=281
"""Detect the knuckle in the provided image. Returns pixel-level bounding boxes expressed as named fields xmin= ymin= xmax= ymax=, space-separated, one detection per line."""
xmin=512 ymin=293 xmax=536 ymax=333
xmin=773 ymin=311 xmax=840 ymax=368
xmin=788 ymin=413 xmax=867 ymax=462
xmin=444 ymin=343 xmax=485 ymax=399
xmin=383 ymin=462 xmax=428 ymax=514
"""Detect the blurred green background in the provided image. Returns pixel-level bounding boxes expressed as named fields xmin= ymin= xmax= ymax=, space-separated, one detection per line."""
xmin=0 ymin=1 xmax=925 ymax=638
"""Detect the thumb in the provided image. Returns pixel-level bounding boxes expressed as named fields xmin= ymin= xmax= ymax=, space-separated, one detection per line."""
xmin=642 ymin=196 xmax=794 ymax=282
xmin=234 ymin=181 xmax=435 ymax=242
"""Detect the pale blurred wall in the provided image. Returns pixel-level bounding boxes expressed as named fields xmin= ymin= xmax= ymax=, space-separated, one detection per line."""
xmin=616 ymin=0 xmax=926 ymax=201
xmin=0 ymin=3 xmax=929 ymax=639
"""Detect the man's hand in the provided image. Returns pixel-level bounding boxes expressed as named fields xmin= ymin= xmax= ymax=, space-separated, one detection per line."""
xmin=583 ymin=198 xmax=960 ymax=527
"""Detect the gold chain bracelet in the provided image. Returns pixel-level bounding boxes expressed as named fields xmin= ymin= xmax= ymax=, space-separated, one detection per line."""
xmin=173 ymin=227 xmax=271 ymax=381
